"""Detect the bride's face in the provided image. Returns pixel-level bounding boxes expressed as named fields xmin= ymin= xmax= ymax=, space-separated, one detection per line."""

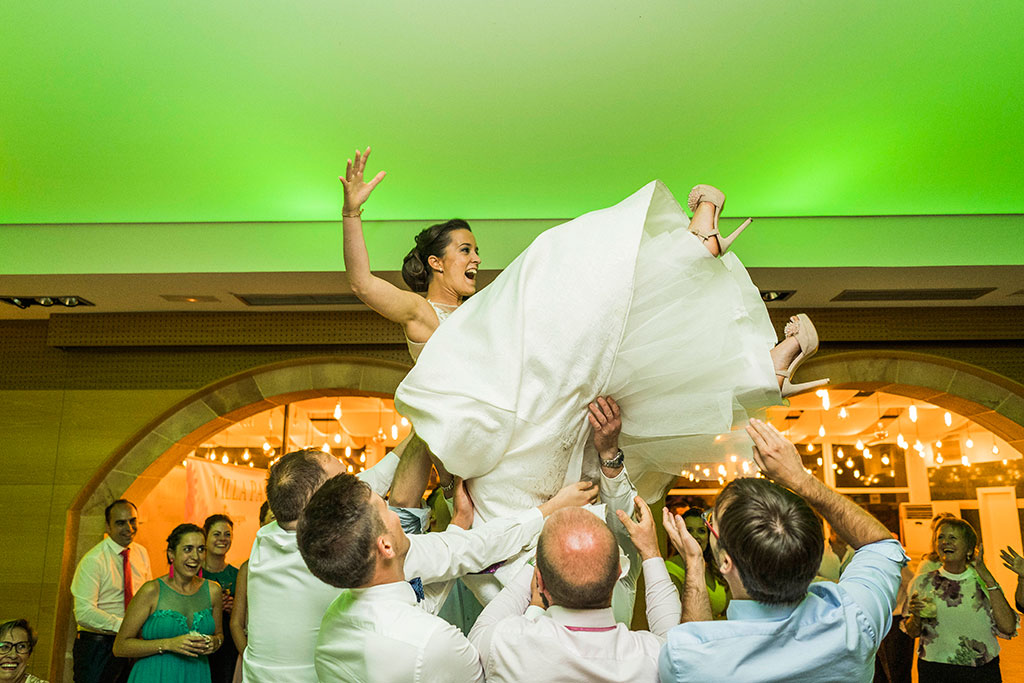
xmin=430 ymin=229 xmax=480 ymax=297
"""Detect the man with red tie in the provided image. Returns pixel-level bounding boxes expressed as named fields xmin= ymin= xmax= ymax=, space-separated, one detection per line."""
xmin=70 ymin=499 xmax=152 ymax=683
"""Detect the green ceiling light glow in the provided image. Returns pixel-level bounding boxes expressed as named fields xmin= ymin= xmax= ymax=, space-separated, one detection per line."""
xmin=1 ymin=2 xmax=1022 ymax=275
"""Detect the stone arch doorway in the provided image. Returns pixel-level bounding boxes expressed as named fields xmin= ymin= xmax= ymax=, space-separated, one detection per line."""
xmin=803 ymin=350 xmax=1024 ymax=452
xmin=51 ymin=355 xmax=411 ymax=681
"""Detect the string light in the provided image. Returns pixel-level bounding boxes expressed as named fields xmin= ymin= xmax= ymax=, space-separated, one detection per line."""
xmin=391 ymin=424 xmax=399 ymax=440
xmin=334 ymin=433 xmax=342 ymax=444
xmin=730 ymin=455 xmax=738 ymax=462
xmin=944 ymin=411 xmax=952 ymax=427
xmin=816 ymin=457 xmax=823 ymax=466
xmin=262 ymin=441 xmax=271 ymax=451
xmin=864 ymin=449 xmax=872 ymax=459
xmin=248 ymin=461 xmax=254 ymax=468
xmin=961 ymin=455 xmax=970 ymax=467
xmin=836 ymin=447 xmax=844 ymax=459
xmin=846 ymin=458 xmax=854 ymax=468
xmin=321 ymin=443 xmax=331 ymax=454
xmin=936 ymin=454 xmax=944 ymax=464
xmin=806 ymin=444 xmax=814 ymax=453
xmin=221 ymin=454 xmax=229 ymax=464
xmin=881 ymin=455 xmax=890 ymax=465
xmin=909 ymin=405 xmax=917 ymax=423
xmin=855 ymin=439 xmax=864 ymax=451
xmin=966 ymin=437 xmax=974 ymax=449
xmin=400 ymin=416 xmax=409 ymax=427
xmin=359 ymin=453 xmax=366 ymax=463
xmin=242 ymin=449 xmax=251 ymax=462
xmin=741 ymin=461 xmax=751 ymax=473
xmin=935 ymin=440 xmax=942 ymax=449
xmin=992 ymin=445 xmax=999 ymax=455
xmin=839 ymin=407 xmax=848 ymax=419
xmin=818 ymin=424 xmax=826 ymax=438
xmin=345 ymin=446 xmax=352 ymax=457
xmin=334 ymin=401 xmax=342 ymax=421
xmin=853 ymin=469 xmax=860 ymax=478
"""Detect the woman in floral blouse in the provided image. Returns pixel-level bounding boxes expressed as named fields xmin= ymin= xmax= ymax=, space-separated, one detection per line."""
xmin=903 ymin=518 xmax=1018 ymax=682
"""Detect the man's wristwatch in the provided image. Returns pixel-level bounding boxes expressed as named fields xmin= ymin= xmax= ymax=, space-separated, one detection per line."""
xmin=601 ymin=448 xmax=625 ymax=469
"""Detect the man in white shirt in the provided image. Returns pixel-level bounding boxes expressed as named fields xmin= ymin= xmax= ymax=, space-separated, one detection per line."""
xmin=70 ymin=499 xmax=152 ymax=683
xmin=467 ymin=494 xmax=680 ymax=682
xmin=300 ymin=471 xmax=597 ymax=683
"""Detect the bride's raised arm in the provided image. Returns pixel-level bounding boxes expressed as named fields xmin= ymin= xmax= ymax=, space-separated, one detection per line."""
xmin=340 ymin=147 xmax=430 ymax=328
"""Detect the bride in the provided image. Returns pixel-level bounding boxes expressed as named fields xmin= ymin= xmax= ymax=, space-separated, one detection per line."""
xmin=393 ymin=175 xmax=826 ymax=522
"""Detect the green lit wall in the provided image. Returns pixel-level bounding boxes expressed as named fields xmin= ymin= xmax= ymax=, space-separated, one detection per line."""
xmin=2 ymin=1 xmax=1023 ymax=227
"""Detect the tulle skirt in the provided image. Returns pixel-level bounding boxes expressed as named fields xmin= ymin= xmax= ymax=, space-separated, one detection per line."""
xmin=396 ymin=180 xmax=782 ymax=523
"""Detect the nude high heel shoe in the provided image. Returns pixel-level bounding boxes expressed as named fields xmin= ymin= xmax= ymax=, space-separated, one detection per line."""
xmin=686 ymin=184 xmax=753 ymax=256
xmin=777 ymin=313 xmax=829 ymax=397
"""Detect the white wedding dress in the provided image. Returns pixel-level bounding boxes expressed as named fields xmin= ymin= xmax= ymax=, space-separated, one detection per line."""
xmin=395 ymin=180 xmax=783 ymax=525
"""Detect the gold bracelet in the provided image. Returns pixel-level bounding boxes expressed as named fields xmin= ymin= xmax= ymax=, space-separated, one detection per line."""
xmin=342 ymin=209 xmax=363 ymax=218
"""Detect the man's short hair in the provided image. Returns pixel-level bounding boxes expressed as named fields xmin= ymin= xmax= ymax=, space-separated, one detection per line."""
xmin=266 ymin=448 xmax=331 ymax=524
xmin=297 ymin=474 xmax=385 ymax=588
xmin=104 ymin=499 xmax=136 ymax=524
xmin=716 ymin=477 xmax=823 ymax=605
xmin=535 ymin=511 xmax=620 ymax=610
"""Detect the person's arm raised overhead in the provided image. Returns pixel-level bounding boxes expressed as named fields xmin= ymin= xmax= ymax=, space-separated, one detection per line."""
xmin=745 ymin=419 xmax=890 ymax=549
xmin=340 ymin=147 xmax=431 ymax=329
xmin=616 ymin=497 xmax=683 ymax=636
xmin=661 ymin=507 xmax=712 ymax=625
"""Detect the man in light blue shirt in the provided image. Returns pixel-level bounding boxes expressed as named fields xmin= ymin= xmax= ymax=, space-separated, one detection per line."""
xmin=659 ymin=419 xmax=908 ymax=683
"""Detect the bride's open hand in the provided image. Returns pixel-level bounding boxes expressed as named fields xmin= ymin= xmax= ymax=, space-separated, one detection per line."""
xmin=340 ymin=146 xmax=386 ymax=212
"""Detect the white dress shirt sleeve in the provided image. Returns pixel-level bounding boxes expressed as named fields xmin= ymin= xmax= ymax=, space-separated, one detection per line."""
xmin=601 ymin=468 xmax=641 ymax=589
xmin=404 ymin=508 xmax=544 ymax=585
xmin=468 ymin=563 xmax=534 ymax=665
xmin=419 ymin=621 xmax=485 ymax=683
xmin=357 ymin=452 xmax=401 ymax=497
xmin=71 ymin=549 xmax=123 ymax=633
xmin=642 ymin=557 xmax=682 ymax=639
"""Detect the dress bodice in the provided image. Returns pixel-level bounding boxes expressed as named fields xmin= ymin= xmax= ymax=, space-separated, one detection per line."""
xmin=405 ymin=300 xmax=458 ymax=362
xmin=140 ymin=578 xmax=215 ymax=640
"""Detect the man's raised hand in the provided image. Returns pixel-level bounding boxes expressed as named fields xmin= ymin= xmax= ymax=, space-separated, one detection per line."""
xmin=588 ymin=396 xmax=622 ymax=455
xmin=616 ymin=496 xmax=660 ymax=561
xmin=745 ymin=418 xmax=812 ymax=491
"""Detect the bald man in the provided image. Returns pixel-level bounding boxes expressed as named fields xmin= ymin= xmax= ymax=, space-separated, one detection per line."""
xmin=468 ymin=498 xmax=680 ymax=682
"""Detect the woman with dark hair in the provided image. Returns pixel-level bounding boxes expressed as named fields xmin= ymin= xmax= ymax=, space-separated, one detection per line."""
xmin=0 ymin=619 xmax=46 ymax=683
xmin=114 ymin=523 xmax=224 ymax=682
xmin=202 ymin=515 xmax=237 ymax=683
xmin=665 ymin=508 xmax=730 ymax=619
xmin=903 ymin=518 xmax=1018 ymax=682
xmin=340 ymin=147 xmax=479 ymax=363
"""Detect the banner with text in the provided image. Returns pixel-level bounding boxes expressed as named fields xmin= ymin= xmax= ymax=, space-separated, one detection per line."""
xmin=185 ymin=459 xmax=267 ymax=566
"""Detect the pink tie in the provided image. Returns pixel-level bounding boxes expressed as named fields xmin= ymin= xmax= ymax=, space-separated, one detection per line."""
xmin=121 ymin=547 xmax=134 ymax=609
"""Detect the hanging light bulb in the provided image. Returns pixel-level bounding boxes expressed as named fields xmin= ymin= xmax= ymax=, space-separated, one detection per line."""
xmin=935 ymin=440 xmax=942 ymax=449
xmin=853 ymin=469 xmax=860 ymax=478
xmin=248 ymin=461 xmax=254 ymax=468
xmin=839 ymin=406 xmax=848 ymax=419
xmin=816 ymin=457 xmax=823 ymax=466
xmin=347 ymin=464 xmax=354 ymax=473
xmin=845 ymin=458 xmax=854 ymax=468
xmin=333 ymin=432 xmax=341 ymax=444
xmin=909 ymin=405 xmax=918 ymax=423
xmin=334 ymin=401 xmax=342 ymax=421
xmin=391 ymin=424 xmax=398 ymax=440
xmin=741 ymin=461 xmax=751 ymax=473
xmin=944 ymin=412 xmax=952 ymax=427
xmin=855 ymin=439 xmax=864 ymax=451
xmin=400 ymin=416 xmax=409 ymax=426
xmin=209 ymin=451 xmax=216 ymax=461
xmin=837 ymin=468 xmax=844 ymax=475
xmin=242 ymin=449 xmax=251 ymax=462
xmin=836 ymin=447 xmax=844 ymax=459
xmin=221 ymin=453 xmax=229 ymax=464
xmin=821 ymin=391 xmax=830 ymax=411
xmin=345 ymin=446 xmax=352 ymax=457
xmin=806 ymin=444 xmax=814 ymax=453
xmin=936 ymin=454 xmax=944 ymax=464
xmin=864 ymin=449 xmax=872 ymax=460
xmin=359 ymin=453 xmax=366 ymax=463
xmin=881 ymin=455 xmax=890 ymax=465
xmin=730 ymin=455 xmax=738 ymax=462
xmin=703 ymin=468 xmax=711 ymax=477
xmin=961 ymin=455 xmax=970 ymax=467
xmin=262 ymin=441 xmax=272 ymax=451
xmin=966 ymin=437 xmax=974 ymax=449
xmin=321 ymin=443 xmax=331 ymax=454
xmin=818 ymin=424 xmax=825 ymax=438
xmin=992 ymin=445 xmax=999 ymax=455
xmin=914 ymin=440 xmax=924 ymax=452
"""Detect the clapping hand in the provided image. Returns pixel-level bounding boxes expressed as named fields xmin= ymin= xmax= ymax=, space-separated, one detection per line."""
xmin=1000 ymin=546 xmax=1024 ymax=576
xmin=663 ymin=508 xmax=705 ymax=567
xmin=340 ymin=147 xmax=386 ymax=212
xmin=615 ymin=496 xmax=660 ymax=561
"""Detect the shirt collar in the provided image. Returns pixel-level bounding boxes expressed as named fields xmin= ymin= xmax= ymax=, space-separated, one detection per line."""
xmin=104 ymin=536 xmax=131 ymax=554
xmin=546 ymin=605 xmax=617 ymax=629
xmin=726 ymin=598 xmax=800 ymax=621
xmin=349 ymin=581 xmax=418 ymax=606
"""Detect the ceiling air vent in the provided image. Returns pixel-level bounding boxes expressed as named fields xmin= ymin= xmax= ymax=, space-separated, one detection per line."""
xmin=831 ymin=287 xmax=995 ymax=302
xmin=234 ymin=293 xmax=365 ymax=306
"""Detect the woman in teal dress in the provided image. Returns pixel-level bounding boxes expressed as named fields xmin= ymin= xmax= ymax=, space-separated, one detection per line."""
xmin=114 ymin=523 xmax=225 ymax=682
xmin=202 ymin=515 xmax=238 ymax=683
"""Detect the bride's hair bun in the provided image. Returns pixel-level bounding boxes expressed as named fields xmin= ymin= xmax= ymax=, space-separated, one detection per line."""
xmin=401 ymin=219 xmax=472 ymax=292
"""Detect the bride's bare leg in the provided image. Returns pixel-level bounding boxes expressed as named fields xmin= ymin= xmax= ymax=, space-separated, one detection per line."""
xmin=691 ymin=201 xmax=721 ymax=256
xmin=388 ymin=433 xmax=432 ymax=508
